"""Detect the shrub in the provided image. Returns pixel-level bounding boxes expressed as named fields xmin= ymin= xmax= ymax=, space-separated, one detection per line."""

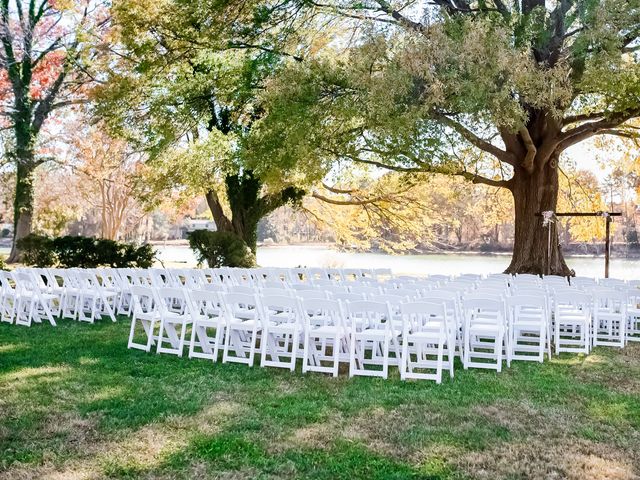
xmin=52 ymin=235 xmax=99 ymax=268
xmin=188 ymin=230 xmax=256 ymax=268
xmin=17 ymin=234 xmax=56 ymax=267
xmin=0 ymin=255 xmax=7 ymax=270
xmin=17 ymin=234 xmax=156 ymax=268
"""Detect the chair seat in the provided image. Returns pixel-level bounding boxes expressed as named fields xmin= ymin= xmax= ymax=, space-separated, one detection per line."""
xmin=468 ymin=324 xmax=504 ymax=334
xmin=309 ymin=325 xmax=345 ymax=336
xmin=407 ymin=330 xmax=444 ymax=340
xmin=268 ymin=322 xmax=301 ymax=333
xmin=162 ymin=314 xmax=192 ymax=324
xmin=227 ymin=318 xmax=265 ymax=329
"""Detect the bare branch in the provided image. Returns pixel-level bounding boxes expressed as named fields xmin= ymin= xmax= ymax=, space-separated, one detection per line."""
xmin=438 ymin=114 xmax=517 ymax=166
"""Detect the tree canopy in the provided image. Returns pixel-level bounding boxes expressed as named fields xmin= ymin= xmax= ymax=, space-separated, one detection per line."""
xmin=243 ymin=0 xmax=640 ymax=273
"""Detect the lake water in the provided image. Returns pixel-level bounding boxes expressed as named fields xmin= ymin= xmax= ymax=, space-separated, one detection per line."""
xmin=155 ymin=244 xmax=640 ymax=280
xmin=3 ymin=243 xmax=639 ymax=279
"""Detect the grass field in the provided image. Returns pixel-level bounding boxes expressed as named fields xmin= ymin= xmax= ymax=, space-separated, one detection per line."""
xmin=1 ymin=318 xmax=639 ymax=480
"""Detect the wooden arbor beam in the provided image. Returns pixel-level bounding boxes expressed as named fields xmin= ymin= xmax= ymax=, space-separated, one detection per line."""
xmin=535 ymin=211 xmax=622 ymax=278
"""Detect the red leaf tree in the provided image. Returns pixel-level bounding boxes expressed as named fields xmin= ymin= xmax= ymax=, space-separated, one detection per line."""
xmin=0 ymin=0 xmax=107 ymax=261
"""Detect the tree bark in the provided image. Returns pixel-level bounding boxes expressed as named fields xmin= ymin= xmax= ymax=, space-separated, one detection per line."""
xmin=505 ymin=157 xmax=572 ymax=276
xmin=8 ymin=160 xmax=36 ymax=263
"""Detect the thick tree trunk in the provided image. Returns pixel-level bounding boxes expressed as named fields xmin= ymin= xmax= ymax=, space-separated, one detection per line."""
xmin=7 ymin=160 xmax=36 ymax=263
xmin=505 ymin=159 xmax=573 ymax=276
xmin=205 ymin=188 xmax=259 ymax=253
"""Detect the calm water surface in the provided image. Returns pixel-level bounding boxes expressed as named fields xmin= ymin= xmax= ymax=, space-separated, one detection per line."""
xmin=2 ymin=244 xmax=639 ymax=279
xmin=156 ymin=244 xmax=640 ymax=280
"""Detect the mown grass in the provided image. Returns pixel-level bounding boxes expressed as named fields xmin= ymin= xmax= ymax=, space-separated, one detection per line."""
xmin=0 ymin=318 xmax=639 ymax=479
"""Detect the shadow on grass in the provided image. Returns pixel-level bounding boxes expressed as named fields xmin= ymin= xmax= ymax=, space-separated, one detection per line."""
xmin=1 ymin=319 xmax=639 ymax=479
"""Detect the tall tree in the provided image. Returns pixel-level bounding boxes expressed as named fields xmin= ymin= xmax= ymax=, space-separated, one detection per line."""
xmin=71 ymin=125 xmax=145 ymax=240
xmin=249 ymin=0 xmax=640 ymax=274
xmin=0 ymin=0 xmax=107 ymax=261
xmin=95 ymin=0 xmax=311 ymax=252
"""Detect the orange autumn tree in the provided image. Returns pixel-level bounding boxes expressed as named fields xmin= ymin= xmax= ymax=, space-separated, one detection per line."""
xmin=0 ymin=0 xmax=108 ymax=261
xmin=71 ymin=125 xmax=145 ymax=240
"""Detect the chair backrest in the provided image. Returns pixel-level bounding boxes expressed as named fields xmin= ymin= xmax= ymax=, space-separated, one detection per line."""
xmin=188 ymin=289 xmax=223 ymax=318
xmin=202 ymin=283 xmax=227 ymax=294
xmin=592 ymin=288 xmax=627 ymax=315
xmin=511 ymin=285 xmax=546 ymax=296
xmin=428 ymin=274 xmax=451 ymax=283
xmin=258 ymin=294 xmax=300 ymax=325
xmin=423 ymin=290 xmax=461 ymax=318
xmin=332 ymin=292 xmax=365 ymax=302
xmin=130 ymin=285 xmax=159 ymax=316
xmin=295 ymin=290 xmax=329 ymax=301
xmin=598 ymin=278 xmax=627 ymax=288
xmin=553 ymin=290 xmax=591 ymax=313
xmin=156 ymin=287 xmax=189 ymax=315
xmin=323 ymin=285 xmax=351 ymax=296
xmin=341 ymin=268 xmax=363 ymax=281
xmin=299 ymin=297 xmax=344 ymax=329
xmin=222 ymin=292 xmax=260 ymax=321
xmin=350 ymin=285 xmax=382 ymax=297
xmin=373 ymin=293 xmax=407 ymax=308
xmin=506 ymin=294 xmax=548 ymax=319
xmin=462 ymin=295 xmax=505 ymax=326
xmin=260 ymin=287 xmax=293 ymax=297
xmin=227 ymin=285 xmax=256 ymax=295
xmin=400 ymin=301 xmax=448 ymax=332
xmin=345 ymin=300 xmax=392 ymax=331
xmin=474 ymin=286 xmax=508 ymax=298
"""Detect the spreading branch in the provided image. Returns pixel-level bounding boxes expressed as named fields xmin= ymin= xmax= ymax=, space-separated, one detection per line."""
xmin=519 ymin=127 xmax=537 ymax=173
xmin=438 ymin=115 xmax=517 ymax=166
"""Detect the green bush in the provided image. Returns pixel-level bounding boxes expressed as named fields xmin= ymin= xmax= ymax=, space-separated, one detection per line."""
xmin=52 ymin=235 xmax=98 ymax=268
xmin=17 ymin=234 xmax=156 ymax=268
xmin=0 ymin=255 xmax=7 ymax=270
xmin=17 ymin=234 xmax=56 ymax=267
xmin=188 ymin=230 xmax=256 ymax=268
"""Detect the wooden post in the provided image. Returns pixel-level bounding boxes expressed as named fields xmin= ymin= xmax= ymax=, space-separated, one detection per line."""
xmin=535 ymin=211 xmax=621 ymax=278
xmin=605 ymin=215 xmax=611 ymax=279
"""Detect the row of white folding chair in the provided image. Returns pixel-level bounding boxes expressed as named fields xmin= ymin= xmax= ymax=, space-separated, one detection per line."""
xmin=626 ymin=287 xmax=640 ymax=342
xmin=44 ymin=269 xmax=118 ymax=323
xmin=551 ymin=286 xmax=629 ymax=351
xmin=128 ymin=287 xmax=454 ymax=382
xmin=0 ymin=270 xmax=59 ymax=326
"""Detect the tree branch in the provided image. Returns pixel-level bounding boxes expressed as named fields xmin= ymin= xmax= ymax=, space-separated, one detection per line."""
xmin=438 ymin=114 xmax=517 ymax=166
xmin=519 ymin=127 xmax=537 ymax=173
xmin=456 ymin=171 xmax=512 ymax=189
xmin=372 ymin=0 xmax=426 ymax=33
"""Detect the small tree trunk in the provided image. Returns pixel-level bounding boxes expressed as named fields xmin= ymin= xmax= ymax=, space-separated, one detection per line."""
xmin=506 ymin=159 xmax=572 ymax=276
xmin=8 ymin=160 xmax=36 ymax=263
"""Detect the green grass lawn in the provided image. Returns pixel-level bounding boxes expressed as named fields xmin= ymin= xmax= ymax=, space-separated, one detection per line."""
xmin=1 ymin=318 xmax=639 ymax=480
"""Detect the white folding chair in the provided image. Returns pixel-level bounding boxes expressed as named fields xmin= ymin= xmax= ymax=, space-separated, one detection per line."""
xmin=128 ymin=286 xmax=161 ymax=352
xmin=626 ymin=287 xmax=640 ymax=343
xmin=0 ymin=271 xmax=18 ymax=324
xmin=506 ymin=295 xmax=550 ymax=363
xmin=462 ymin=296 xmax=507 ymax=372
xmin=156 ymin=287 xmax=192 ymax=356
xmin=399 ymin=301 xmax=453 ymax=383
xmin=221 ymin=292 xmax=261 ymax=366
xmin=345 ymin=300 xmax=397 ymax=379
xmin=188 ymin=289 xmax=226 ymax=361
xmin=258 ymin=294 xmax=303 ymax=371
xmin=76 ymin=270 xmax=117 ymax=323
xmin=592 ymin=288 xmax=627 ymax=348
xmin=300 ymin=298 xmax=349 ymax=377
xmin=554 ymin=290 xmax=592 ymax=354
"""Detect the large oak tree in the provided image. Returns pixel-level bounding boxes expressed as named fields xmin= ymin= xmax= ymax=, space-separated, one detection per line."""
xmin=249 ymin=0 xmax=640 ymax=274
